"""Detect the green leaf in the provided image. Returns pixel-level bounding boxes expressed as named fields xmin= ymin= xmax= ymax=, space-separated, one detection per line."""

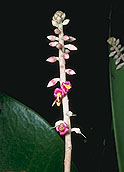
xmin=0 ymin=93 xmax=78 ymax=172
xmin=109 ymin=58 xmax=124 ymax=172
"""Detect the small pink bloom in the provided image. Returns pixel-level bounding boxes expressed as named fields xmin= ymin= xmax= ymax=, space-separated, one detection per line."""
xmin=53 ymin=88 xmax=65 ymax=106
xmin=65 ymin=69 xmax=76 ymax=75
xmin=56 ymin=121 xmax=69 ymax=135
xmin=63 ymin=53 xmax=70 ymax=59
xmin=46 ymin=56 xmax=58 ymax=63
xmin=47 ymin=35 xmax=57 ymax=41
xmin=47 ymin=78 xmax=60 ymax=87
xmin=61 ymin=81 xmax=72 ymax=93
xmin=64 ymin=44 xmax=77 ymax=50
xmin=54 ymin=88 xmax=65 ymax=98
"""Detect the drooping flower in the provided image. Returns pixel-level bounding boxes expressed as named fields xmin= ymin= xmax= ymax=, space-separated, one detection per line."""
xmin=71 ymin=128 xmax=86 ymax=138
xmin=61 ymin=81 xmax=72 ymax=93
xmin=55 ymin=120 xmax=69 ymax=135
xmin=53 ymin=88 xmax=65 ymax=106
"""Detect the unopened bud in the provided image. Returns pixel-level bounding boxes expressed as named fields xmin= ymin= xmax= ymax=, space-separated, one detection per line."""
xmin=56 ymin=43 xmax=62 ymax=49
xmin=54 ymin=28 xmax=61 ymax=34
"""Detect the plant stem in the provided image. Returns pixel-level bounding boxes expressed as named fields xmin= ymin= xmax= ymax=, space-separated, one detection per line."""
xmin=58 ymin=23 xmax=72 ymax=172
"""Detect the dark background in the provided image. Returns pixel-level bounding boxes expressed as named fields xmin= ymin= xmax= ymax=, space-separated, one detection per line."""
xmin=1 ymin=0 xmax=124 ymax=172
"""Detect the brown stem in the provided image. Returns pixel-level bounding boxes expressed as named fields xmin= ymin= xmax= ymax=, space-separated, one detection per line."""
xmin=58 ymin=23 xmax=72 ymax=172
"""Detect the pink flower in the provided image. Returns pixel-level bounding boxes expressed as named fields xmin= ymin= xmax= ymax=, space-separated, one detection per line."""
xmin=53 ymin=88 xmax=65 ymax=106
xmin=61 ymin=81 xmax=72 ymax=93
xmin=56 ymin=121 xmax=69 ymax=135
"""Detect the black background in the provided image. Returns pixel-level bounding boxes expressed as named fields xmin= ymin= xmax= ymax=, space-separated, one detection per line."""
xmin=1 ymin=0 xmax=124 ymax=172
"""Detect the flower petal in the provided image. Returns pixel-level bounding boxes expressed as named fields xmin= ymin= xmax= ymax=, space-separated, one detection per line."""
xmin=49 ymin=41 xmax=58 ymax=47
xmin=55 ymin=120 xmax=65 ymax=127
xmin=46 ymin=56 xmax=59 ymax=63
xmin=59 ymin=128 xmax=69 ymax=135
xmin=47 ymin=78 xmax=60 ymax=87
xmin=65 ymin=69 xmax=76 ymax=75
xmin=64 ymin=44 xmax=77 ymax=50
xmin=62 ymin=19 xmax=70 ymax=25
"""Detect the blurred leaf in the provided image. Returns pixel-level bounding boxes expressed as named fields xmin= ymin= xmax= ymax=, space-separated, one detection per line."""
xmin=109 ymin=58 xmax=124 ymax=172
xmin=0 ymin=94 xmax=77 ymax=172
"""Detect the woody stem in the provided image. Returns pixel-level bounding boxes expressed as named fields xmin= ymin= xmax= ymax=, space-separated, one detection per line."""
xmin=58 ymin=23 xmax=72 ymax=172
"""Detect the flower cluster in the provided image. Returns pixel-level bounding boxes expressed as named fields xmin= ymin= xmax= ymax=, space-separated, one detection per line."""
xmin=107 ymin=37 xmax=124 ymax=70
xmin=46 ymin=10 xmax=86 ymax=138
xmin=53 ymin=81 xmax=72 ymax=106
xmin=46 ymin=10 xmax=77 ymax=107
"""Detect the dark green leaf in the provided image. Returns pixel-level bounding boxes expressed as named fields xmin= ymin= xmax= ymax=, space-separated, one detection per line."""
xmin=109 ymin=58 xmax=124 ymax=172
xmin=0 ymin=94 xmax=78 ymax=172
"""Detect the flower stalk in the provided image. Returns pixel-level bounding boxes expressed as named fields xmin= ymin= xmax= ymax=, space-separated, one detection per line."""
xmin=54 ymin=11 xmax=72 ymax=172
xmin=46 ymin=10 xmax=86 ymax=172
